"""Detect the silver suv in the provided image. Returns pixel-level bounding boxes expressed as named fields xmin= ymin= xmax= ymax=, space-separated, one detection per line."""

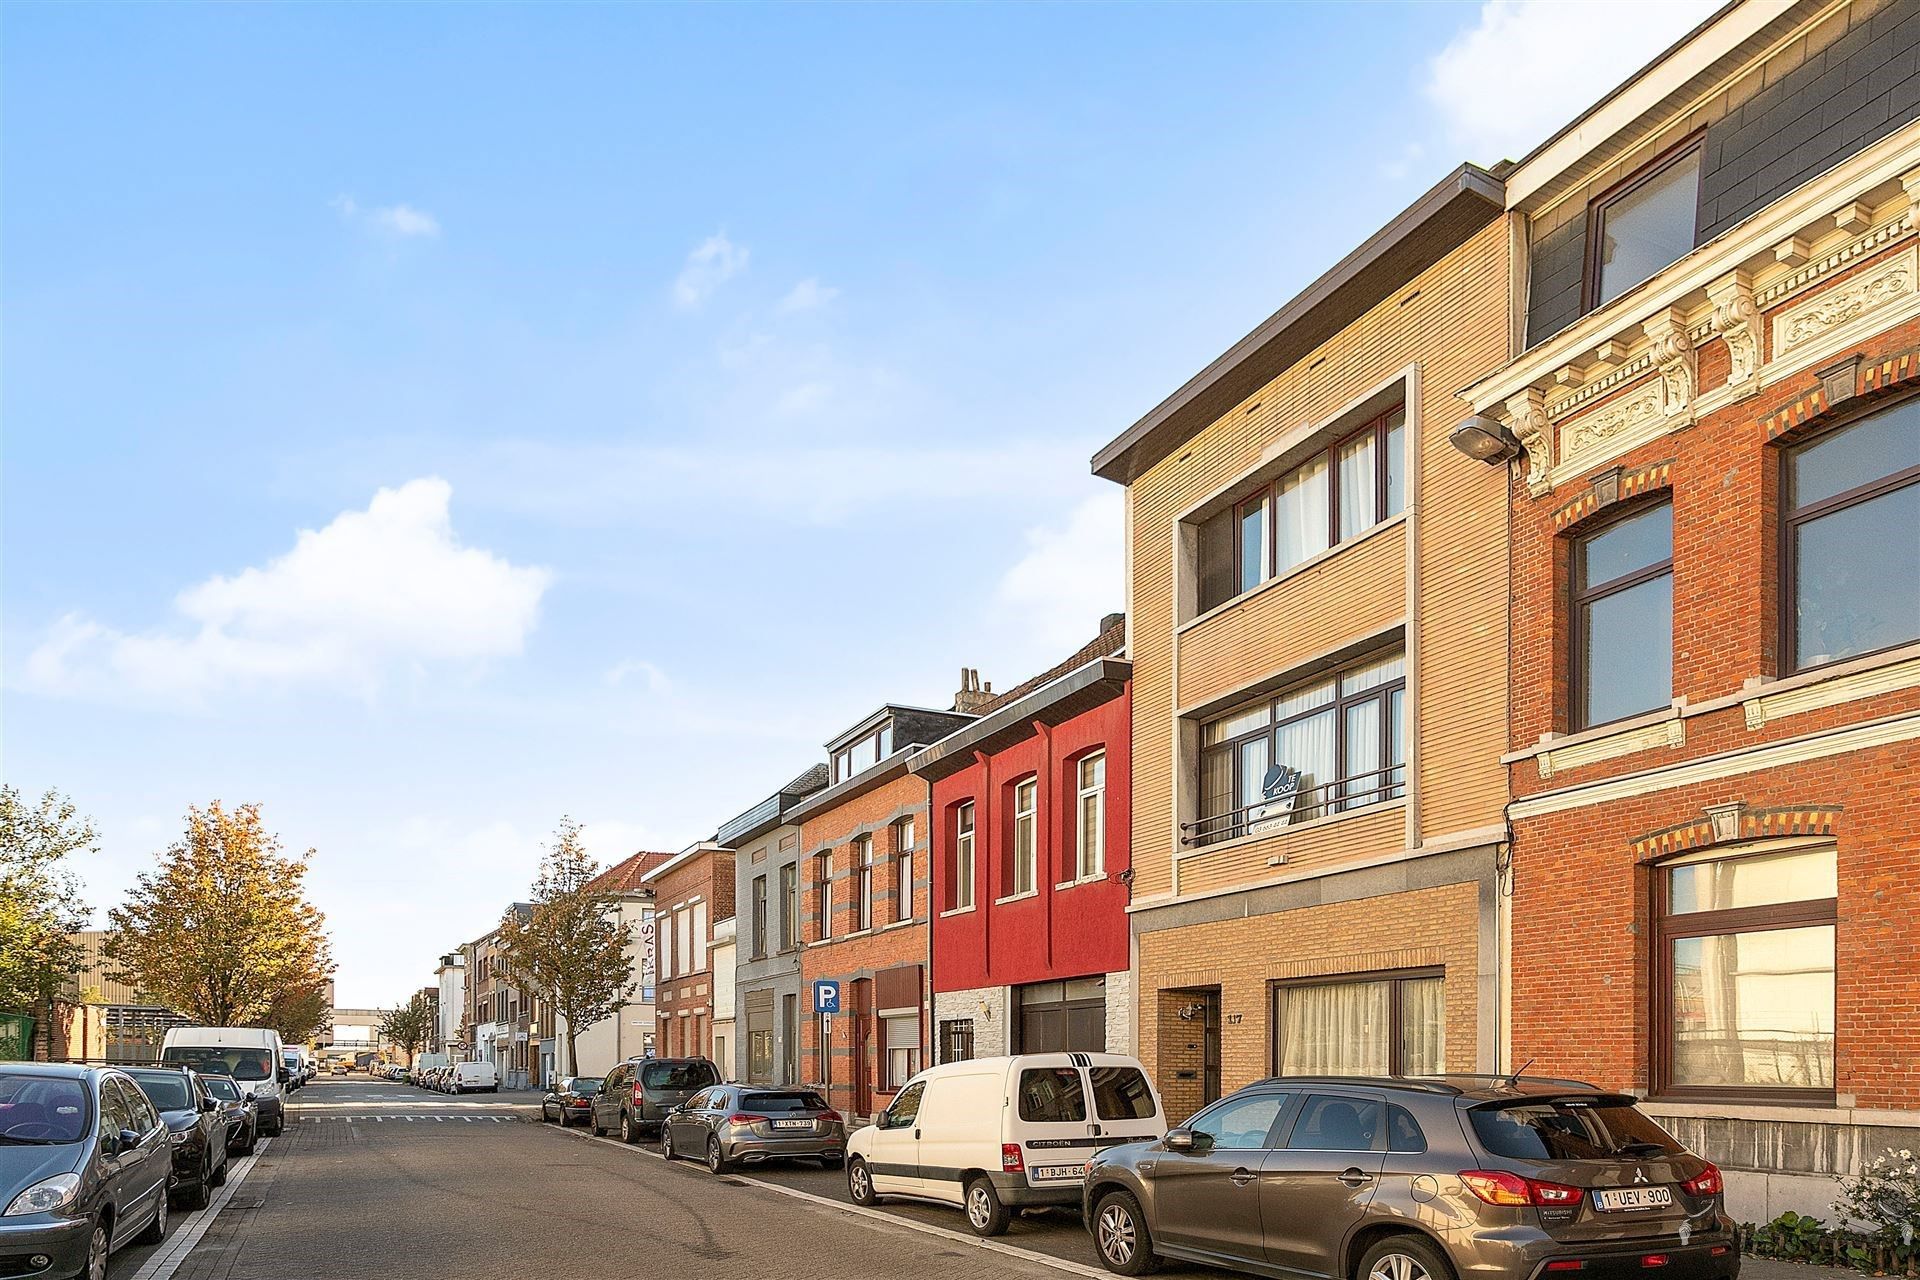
xmin=1081 ymin=1075 xmax=1736 ymax=1280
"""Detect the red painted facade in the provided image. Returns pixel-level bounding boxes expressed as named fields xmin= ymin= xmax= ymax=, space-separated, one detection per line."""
xmin=929 ymin=679 xmax=1132 ymax=993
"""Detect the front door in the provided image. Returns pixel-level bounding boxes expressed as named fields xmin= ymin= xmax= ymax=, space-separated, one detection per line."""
xmin=866 ymin=1080 xmax=925 ymax=1193
xmin=1151 ymin=1090 xmax=1293 ymax=1267
xmin=1259 ymin=1092 xmax=1389 ymax=1278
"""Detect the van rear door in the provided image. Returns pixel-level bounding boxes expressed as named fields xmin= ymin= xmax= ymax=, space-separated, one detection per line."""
xmin=1010 ymin=1059 xmax=1100 ymax=1193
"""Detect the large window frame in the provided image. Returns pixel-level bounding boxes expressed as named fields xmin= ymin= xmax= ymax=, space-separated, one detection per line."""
xmin=1583 ymin=133 xmax=1704 ymax=313
xmin=1074 ymin=751 xmax=1106 ymax=880
xmin=778 ymin=863 xmax=798 ymax=951
xmin=1268 ymin=967 xmax=1444 ymax=1077
xmin=1200 ymin=406 xmax=1407 ymax=614
xmin=854 ymin=834 xmax=875 ymax=932
xmin=951 ymin=802 xmax=976 ymax=910
xmin=1570 ymin=499 xmax=1674 ymax=731
xmin=750 ymin=875 xmax=767 ymax=960
xmin=833 ymin=724 xmax=892 ymax=782
xmin=1780 ymin=397 xmax=1920 ymax=673
xmin=893 ymin=818 xmax=916 ymax=923
xmin=1651 ymin=845 xmax=1838 ymax=1104
xmin=815 ymin=854 xmax=834 ymax=942
xmin=1008 ymin=777 xmax=1037 ymax=897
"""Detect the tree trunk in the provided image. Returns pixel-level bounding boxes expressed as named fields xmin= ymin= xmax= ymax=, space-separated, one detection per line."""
xmin=565 ymin=1025 xmax=578 ymax=1080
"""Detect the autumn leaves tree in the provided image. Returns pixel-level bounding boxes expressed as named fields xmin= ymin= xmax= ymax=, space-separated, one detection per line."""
xmin=107 ymin=802 xmax=334 ymax=1028
xmin=0 ymin=787 xmax=96 ymax=1026
xmin=378 ymin=990 xmax=435 ymax=1063
xmin=496 ymin=817 xmax=634 ymax=1078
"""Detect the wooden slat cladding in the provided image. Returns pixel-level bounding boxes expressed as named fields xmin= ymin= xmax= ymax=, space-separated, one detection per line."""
xmin=1127 ymin=221 xmax=1511 ymax=902
xmin=1178 ymin=521 xmax=1405 ymax=712
xmin=1174 ymin=804 xmax=1406 ymax=897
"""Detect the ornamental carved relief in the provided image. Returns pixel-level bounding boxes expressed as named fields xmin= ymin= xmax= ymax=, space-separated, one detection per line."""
xmin=1644 ymin=309 xmax=1696 ymax=424
xmin=1506 ymin=388 xmax=1551 ymax=496
xmin=1561 ymin=379 xmax=1665 ymax=457
xmin=1708 ymin=273 xmax=1761 ymax=389
xmin=1773 ymin=246 xmax=1917 ymax=358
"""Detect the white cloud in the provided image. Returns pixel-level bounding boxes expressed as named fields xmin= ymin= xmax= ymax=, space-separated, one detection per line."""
xmin=777 ymin=278 xmax=839 ymax=313
xmin=332 ymin=195 xmax=441 ymax=238
xmin=604 ymin=658 xmax=672 ymax=692
xmin=993 ymin=492 xmax=1124 ymax=655
xmin=673 ymin=232 xmax=749 ymax=308
xmin=25 ymin=478 xmax=550 ymax=703
xmin=1425 ymin=0 xmax=1720 ymax=164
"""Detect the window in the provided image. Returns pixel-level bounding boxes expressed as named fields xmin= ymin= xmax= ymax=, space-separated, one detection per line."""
xmin=1287 ymin=1094 xmax=1382 ymax=1152
xmin=1784 ymin=398 xmax=1920 ymax=670
xmin=938 ymin=1018 xmax=974 ymax=1064
xmin=883 ymin=1080 xmax=924 ymax=1129
xmin=749 ymin=1029 xmax=773 ymax=1081
xmin=750 ymin=876 xmax=767 ymax=959
xmin=1589 ymin=141 xmax=1702 ymax=309
xmin=1010 ymin=777 xmax=1037 ymax=896
xmin=1191 ymin=1092 xmax=1287 ymax=1150
xmin=779 ymin=864 xmax=798 ymax=949
xmin=883 ymin=1014 xmax=921 ymax=1089
xmin=1017 ymin=1067 xmax=1087 ymax=1122
xmin=854 ymin=835 xmax=875 ymax=931
xmin=1191 ymin=650 xmax=1405 ymax=846
xmin=1472 ymin=1099 xmax=1681 ymax=1161
xmin=691 ymin=901 xmax=707 ymax=972
xmin=1656 ymin=845 xmax=1837 ymax=1098
xmin=1272 ymin=971 xmax=1444 ymax=1075
xmin=1197 ymin=407 xmax=1406 ymax=612
xmin=1075 ymin=752 xmax=1106 ymax=879
xmin=894 ymin=818 xmax=916 ymax=922
xmin=952 ymin=802 xmax=976 ymax=910
xmin=834 ymin=725 xmax=892 ymax=782
xmin=1089 ymin=1066 xmax=1156 ymax=1121
xmin=1386 ymin=1104 xmax=1427 ymax=1154
xmin=1572 ymin=501 xmax=1673 ymax=729
xmin=815 ymin=855 xmax=833 ymax=941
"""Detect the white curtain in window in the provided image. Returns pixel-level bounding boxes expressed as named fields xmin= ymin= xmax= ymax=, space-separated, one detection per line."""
xmin=1343 ymin=701 xmax=1382 ymax=808
xmin=1279 ymin=981 xmax=1390 ymax=1074
xmin=1338 ymin=432 xmax=1377 ymax=540
xmin=1399 ymin=977 xmax=1445 ymax=1074
xmin=1275 ymin=456 xmax=1330 ymax=572
xmin=1275 ymin=709 xmax=1335 ymax=820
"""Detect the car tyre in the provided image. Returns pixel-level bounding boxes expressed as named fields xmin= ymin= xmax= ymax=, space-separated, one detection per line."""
xmin=589 ymin=1113 xmax=604 ymax=1137
xmin=964 ymin=1176 xmax=1011 ymax=1237
xmin=133 ymin=1194 xmax=169 ymax=1247
xmin=79 ymin=1215 xmax=111 ymax=1280
xmin=1358 ymin=1234 xmax=1457 ymax=1280
xmin=706 ymin=1135 xmax=731 ymax=1175
xmin=210 ymin=1150 xmax=228 ymax=1188
xmin=662 ymin=1126 xmax=677 ymax=1160
xmin=847 ymin=1156 xmax=879 ymax=1206
xmin=1092 ymin=1188 xmax=1159 ymax=1275
xmin=620 ymin=1110 xmax=640 ymax=1144
xmin=240 ymin=1122 xmax=258 ymax=1155
xmin=178 ymin=1160 xmax=211 ymax=1211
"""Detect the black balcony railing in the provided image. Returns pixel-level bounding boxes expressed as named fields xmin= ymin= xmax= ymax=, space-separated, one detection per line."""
xmin=1181 ymin=763 xmax=1405 ymax=847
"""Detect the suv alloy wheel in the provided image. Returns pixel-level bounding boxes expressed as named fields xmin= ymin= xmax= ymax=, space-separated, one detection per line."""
xmin=621 ymin=1110 xmax=638 ymax=1144
xmin=1360 ymin=1234 xmax=1455 ymax=1280
xmin=1093 ymin=1189 xmax=1157 ymax=1276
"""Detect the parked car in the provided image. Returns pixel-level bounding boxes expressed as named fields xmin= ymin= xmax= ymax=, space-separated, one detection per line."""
xmin=450 ymin=1062 xmax=497 ymax=1095
xmin=280 ymin=1049 xmax=304 ymax=1091
xmin=592 ymin=1058 xmax=721 ymax=1144
xmin=662 ymin=1085 xmax=846 ymax=1173
xmin=331 ymin=1060 xmax=350 ymax=1075
xmin=196 ymin=1074 xmax=259 ymax=1156
xmin=541 ymin=1077 xmax=602 ymax=1127
xmin=124 ymin=1068 xmax=229 ymax=1212
xmin=1079 ymin=1074 xmax=1737 ymax=1280
xmin=846 ymin=1053 xmax=1164 ymax=1237
xmin=160 ymin=1026 xmax=287 ymax=1137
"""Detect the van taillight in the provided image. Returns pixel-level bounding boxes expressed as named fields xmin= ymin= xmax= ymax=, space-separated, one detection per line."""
xmin=1001 ymin=1143 xmax=1024 ymax=1172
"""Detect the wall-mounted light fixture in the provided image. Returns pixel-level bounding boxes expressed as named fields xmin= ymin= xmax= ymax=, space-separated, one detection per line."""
xmin=1449 ymin=414 xmax=1520 ymax=464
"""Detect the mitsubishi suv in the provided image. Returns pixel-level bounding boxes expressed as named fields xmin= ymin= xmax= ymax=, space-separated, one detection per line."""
xmin=1081 ymin=1075 xmax=1736 ymax=1280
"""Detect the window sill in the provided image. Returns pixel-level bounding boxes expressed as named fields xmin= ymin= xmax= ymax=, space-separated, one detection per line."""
xmin=938 ymin=904 xmax=976 ymax=919
xmin=878 ymin=917 xmax=917 ymax=932
xmin=1174 ymin=798 xmax=1406 ymax=861
xmin=1178 ymin=511 xmax=1408 ymax=634
xmin=1054 ymin=872 xmax=1109 ymax=891
xmin=1504 ymin=704 xmax=1687 ymax=779
xmin=993 ymin=888 xmax=1040 ymax=906
xmin=1697 ymin=639 xmax=1920 ymax=729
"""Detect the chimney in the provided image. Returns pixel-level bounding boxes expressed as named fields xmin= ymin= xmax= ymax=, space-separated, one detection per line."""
xmin=953 ymin=666 xmax=996 ymax=715
xmin=1100 ymin=611 xmax=1125 ymax=635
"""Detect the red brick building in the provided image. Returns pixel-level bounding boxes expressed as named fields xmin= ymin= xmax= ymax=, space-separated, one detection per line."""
xmin=1455 ymin=1 xmax=1920 ymax=1219
xmin=795 ymin=704 xmax=974 ymax=1122
xmin=910 ymin=618 xmax=1132 ymax=1063
xmin=643 ymin=842 xmax=735 ymax=1063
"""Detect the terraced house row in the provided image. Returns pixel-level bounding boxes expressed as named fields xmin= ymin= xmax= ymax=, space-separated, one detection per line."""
xmin=469 ymin=0 xmax=1918 ymax=1228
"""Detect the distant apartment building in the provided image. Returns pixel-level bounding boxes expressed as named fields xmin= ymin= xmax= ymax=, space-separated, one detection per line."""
xmin=462 ymin=906 xmax=537 ymax=1086
xmin=720 ymin=764 xmax=830 ymax=1085
xmin=433 ymin=951 xmax=465 ymax=1053
xmin=645 ymin=842 xmax=736 ymax=1062
xmin=911 ymin=618 xmax=1133 ymax=1062
xmin=795 ymin=704 xmax=974 ymax=1122
xmin=1095 ymin=161 xmax=1515 ymax=1121
xmin=1455 ymin=0 xmax=1920 ymax=1219
xmin=557 ymin=850 xmax=667 ymax=1076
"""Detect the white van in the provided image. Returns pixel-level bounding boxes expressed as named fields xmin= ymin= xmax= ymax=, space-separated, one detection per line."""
xmin=161 ymin=1026 xmax=289 ymax=1135
xmin=845 ymin=1052 xmax=1164 ymax=1236
xmin=450 ymin=1061 xmax=499 ymax=1094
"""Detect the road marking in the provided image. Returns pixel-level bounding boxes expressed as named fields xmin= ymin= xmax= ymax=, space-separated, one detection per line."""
xmin=551 ymin=1126 xmax=1103 ymax=1279
xmin=127 ymin=1138 xmax=273 ymax=1280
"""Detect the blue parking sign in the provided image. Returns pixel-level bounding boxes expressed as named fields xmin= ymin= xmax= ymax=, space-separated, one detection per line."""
xmin=812 ymin=979 xmax=841 ymax=1014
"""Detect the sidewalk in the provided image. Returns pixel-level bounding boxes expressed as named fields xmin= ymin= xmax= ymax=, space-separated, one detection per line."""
xmin=1744 ymin=1258 xmax=1864 ymax=1280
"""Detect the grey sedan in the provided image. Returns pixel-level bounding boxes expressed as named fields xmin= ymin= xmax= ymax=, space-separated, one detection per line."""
xmin=660 ymin=1085 xmax=845 ymax=1174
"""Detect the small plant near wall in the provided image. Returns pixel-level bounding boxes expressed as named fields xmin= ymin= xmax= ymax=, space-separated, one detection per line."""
xmin=1833 ymin=1147 xmax=1920 ymax=1275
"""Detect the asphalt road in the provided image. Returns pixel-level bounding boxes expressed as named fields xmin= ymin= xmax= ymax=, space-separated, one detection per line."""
xmin=97 ymin=1073 xmax=1237 ymax=1280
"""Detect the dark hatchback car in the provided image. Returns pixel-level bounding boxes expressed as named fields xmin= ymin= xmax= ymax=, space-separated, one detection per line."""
xmin=197 ymin=1075 xmax=258 ymax=1156
xmin=1082 ymin=1075 xmax=1736 ymax=1280
xmin=124 ymin=1069 xmax=228 ymax=1211
xmin=540 ymin=1077 xmax=602 ymax=1128
xmin=0 ymin=1063 xmax=170 ymax=1280
xmin=662 ymin=1085 xmax=845 ymax=1173
xmin=591 ymin=1058 xmax=721 ymax=1144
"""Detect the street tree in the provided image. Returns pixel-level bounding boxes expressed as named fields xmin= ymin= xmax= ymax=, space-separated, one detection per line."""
xmin=264 ymin=979 xmax=333 ymax=1046
xmin=496 ymin=817 xmax=633 ymax=1078
xmin=0 ymin=786 xmax=96 ymax=1024
xmin=107 ymin=802 xmax=334 ymax=1027
xmin=378 ymin=991 xmax=435 ymax=1062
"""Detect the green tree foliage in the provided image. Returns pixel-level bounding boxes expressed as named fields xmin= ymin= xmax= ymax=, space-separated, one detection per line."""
xmin=106 ymin=802 xmax=334 ymax=1027
xmin=0 ymin=786 xmax=96 ymax=1018
xmin=378 ymin=990 xmax=435 ymax=1060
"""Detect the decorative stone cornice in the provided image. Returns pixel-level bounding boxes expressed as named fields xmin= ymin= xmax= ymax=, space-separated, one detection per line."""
xmin=1707 ymin=270 xmax=1761 ymax=392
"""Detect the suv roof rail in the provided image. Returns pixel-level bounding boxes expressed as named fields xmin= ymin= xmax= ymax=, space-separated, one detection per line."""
xmin=1262 ymin=1075 xmax=1465 ymax=1095
xmin=1415 ymin=1072 xmax=1604 ymax=1090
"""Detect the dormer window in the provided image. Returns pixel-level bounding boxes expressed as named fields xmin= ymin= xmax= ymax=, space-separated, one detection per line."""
xmin=1587 ymin=139 xmax=1702 ymax=310
xmin=833 ymin=723 xmax=893 ymax=782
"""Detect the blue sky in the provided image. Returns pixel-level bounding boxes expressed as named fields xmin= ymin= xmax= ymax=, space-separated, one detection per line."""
xmin=2 ymin=1 xmax=1713 ymax=1006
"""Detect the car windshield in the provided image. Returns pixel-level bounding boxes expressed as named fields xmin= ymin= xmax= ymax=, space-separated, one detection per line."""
xmin=740 ymin=1091 xmax=827 ymax=1113
xmin=642 ymin=1061 xmax=718 ymax=1091
xmin=0 ymin=1075 xmax=91 ymax=1143
xmin=1470 ymin=1098 xmax=1685 ymax=1161
xmin=130 ymin=1073 xmax=192 ymax=1112
xmin=202 ymin=1078 xmax=240 ymax=1101
xmin=564 ymin=1079 xmax=601 ymax=1095
xmin=163 ymin=1047 xmax=274 ymax=1082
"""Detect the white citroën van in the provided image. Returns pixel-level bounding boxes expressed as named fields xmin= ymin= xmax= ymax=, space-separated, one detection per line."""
xmin=845 ymin=1052 xmax=1165 ymax=1236
xmin=160 ymin=1026 xmax=289 ymax=1135
xmin=450 ymin=1061 xmax=499 ymax=1094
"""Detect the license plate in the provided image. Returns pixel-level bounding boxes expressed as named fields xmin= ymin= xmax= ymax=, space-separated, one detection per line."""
xmin=1031 ymin=1163 xmax=1085 ymax=1183
xmin=772 ymin=1119 xmax=814 ymax=1130
xmin=1594 ymin=1186 xmax=1674 ymax=1212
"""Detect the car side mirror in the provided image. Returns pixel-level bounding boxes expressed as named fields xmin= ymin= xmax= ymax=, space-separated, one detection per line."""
xmin=1165 ymin=1128 xmax=1208 ymax=1154
xmin=116 ymin=1127 xmax=143 ymax=1152
xmin=200 ymin=1098 xmax=217 ymax=1114
xmin=279 ymin=1068 xmax=292 ymax=1083
xmin=243 ymin=1091 xmax=256 ymax=1102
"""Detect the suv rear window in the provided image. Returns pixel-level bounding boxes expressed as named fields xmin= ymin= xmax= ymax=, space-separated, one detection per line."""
xmin=1017 ymin=1068 xmax=1087 ymax=1122
xmin=643 ymin=1061 xmax=719 ymax=1091
xmin=741 ymin=1091 xmax=828 ymax=1113
xmin=1090 ymin=1066 xmax=1156 ymax=1121
xmin=1470 ymin=1098 xmax=1684 ymax=1161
